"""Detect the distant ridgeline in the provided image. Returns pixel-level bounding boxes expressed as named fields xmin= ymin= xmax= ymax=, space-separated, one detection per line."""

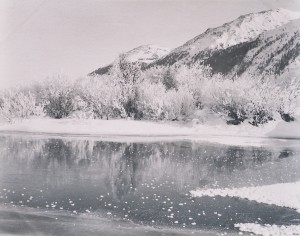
xmin=89 ymin=45 xmax=170 ymax=76
xmin=90 ymin=9 xmax=300 ymax=78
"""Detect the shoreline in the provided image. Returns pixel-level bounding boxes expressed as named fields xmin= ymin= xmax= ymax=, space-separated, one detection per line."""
xmin=0 ymin=118 xmax=299 ymax=146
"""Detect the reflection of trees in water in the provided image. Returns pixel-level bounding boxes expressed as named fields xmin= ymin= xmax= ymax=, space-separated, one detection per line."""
xmin=0 ymin=136 xmax=46 ymax=167
xmin=0 ymin=136 xmax=297 ymax=199
xmin=109 ymin=143 xmax=154 ymax=201
xmin=36 ymin=139 xmax=74 ymax=169
xmin=211 ymin=147 xmax=272 ymax=173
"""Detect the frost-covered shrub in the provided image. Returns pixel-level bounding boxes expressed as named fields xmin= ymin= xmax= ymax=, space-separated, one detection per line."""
xmin=245 ymin=77 xmax=278 ymax=125
xmin=0 ymin=89 xmax=44 ymax=122
xmin=241 ymin=75 xmax=300 ymax=125
xmin=108 ymin=54 xmax=143 ymax=118
xmin=161 ymin=68 xmax=177 ymax=90
xmin=109 ymin=54 xmax=142 ymax=84
xmin=207 ymin=77 xmax=248 ymax=123
xmin=136 ymin=63 xmax=209 ymax=120
xmin=137 ymin=64 xmax=300 ymax=123
xmin=66 ymin=95 xmax=94 ymax=119
xmin=1 ymin=60 xmax=298 ymax=125
xmin=162 ymin=86 xmax=195 ymax=120
xmin=175 ymin=63 xmax=212 ymax=109
xmin=38 ymin=76 xmax=77 ymax=119
xmin=275 ymin=77 xmax=300 ymax=122
xmin=137 ymin=80 xmax=166 ymax=119
xmin=76 ymin=76 xmax=126 ymax=119
xmin=206 ymin=74 xmax=300 ymax=125
xmin=137 ymin=80 xmax=194 ymax=120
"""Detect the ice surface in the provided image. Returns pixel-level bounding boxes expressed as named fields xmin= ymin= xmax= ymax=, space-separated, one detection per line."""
xmin=191 ymin=181 xmax=300 ymax=213
xmin=0 ymin=204 xmax=222 ymax=236
xmin=235 ymin=223 xmax=300 ymax=236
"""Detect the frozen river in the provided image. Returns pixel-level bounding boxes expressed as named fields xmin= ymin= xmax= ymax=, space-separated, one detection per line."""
xmin=0 ymin=133 xmax=299 ymax=235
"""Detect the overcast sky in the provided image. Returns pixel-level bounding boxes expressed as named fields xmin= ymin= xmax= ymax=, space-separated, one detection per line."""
xmin=0 ymin=0 xmax=300 ymax=88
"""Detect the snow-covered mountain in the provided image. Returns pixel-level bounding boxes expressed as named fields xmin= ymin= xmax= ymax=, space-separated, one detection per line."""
xmin=90 ymin=8 xmax=300 ymax=77
xmin=149 ymin=8 xmax=300 ymax=73
xmin=230 ymin=18 xmax=300 ymax=76
xmin=90 ymin=45 xmax=169 ymax=76
xmin=195 ymin=18 xmax=300 ymax=76
xmin=124 ymin=45 xmax=170 ymax=63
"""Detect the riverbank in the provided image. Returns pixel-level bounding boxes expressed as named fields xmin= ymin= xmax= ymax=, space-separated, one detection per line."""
xmin=0 ymin=118 xmax=299 ymax=146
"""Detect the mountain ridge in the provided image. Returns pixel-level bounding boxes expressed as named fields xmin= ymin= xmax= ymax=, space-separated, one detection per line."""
xmin=191 ymin=18 xmax=300 ymax=76
xmin=90 ymin=8 xmax=300 ymax=77
xmin=90 ymin=45 xmax=170 ymax=76
xmin=150 ymin=8 xmax=300 ymax=68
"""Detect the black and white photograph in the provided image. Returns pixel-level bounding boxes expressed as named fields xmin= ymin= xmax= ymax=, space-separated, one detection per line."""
xmin=0 ymin=0 xmax=300 ymax=235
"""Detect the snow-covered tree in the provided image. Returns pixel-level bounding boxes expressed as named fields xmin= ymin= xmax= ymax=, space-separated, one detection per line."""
xmin=75 ymin=76 xmax=126 ymax=119
xmin=174 ymin=63 xmax=212 ymax=109
xmin=109 ymin=54 xmax=143 ymax=118
xmin=38 ymin=75 xmax=77 ymax=119
xmin=137 ymin=80 xmax=166 ymax=119
xmin=0 ymin=89 xmax=44 ymax=122
xmin=206 ymin=73 xmax=300 ymax=125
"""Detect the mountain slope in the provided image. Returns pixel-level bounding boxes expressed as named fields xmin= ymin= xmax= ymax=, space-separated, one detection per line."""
xmin=198 ymin=18 xmax=300 ymax=76
xmin=90 ymin=45 xmax=169 ymax=76
xmin=236 ymin=18 xmax=300 ymax=76
xmin=150 ymin=8 xmax=300 ymax=68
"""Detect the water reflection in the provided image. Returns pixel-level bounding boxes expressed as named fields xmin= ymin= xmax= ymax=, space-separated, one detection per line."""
xmin=0 ymin=135 xmax=299 ymax=231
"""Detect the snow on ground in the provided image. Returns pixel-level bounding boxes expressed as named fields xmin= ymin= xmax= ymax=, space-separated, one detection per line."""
xmin=235 ymin=223 xmax=300 ymax=236
xmin=0 ymin=117 xmax=299 ymax=146
xmin=266 ymin=118 xmax=300 ymax=139
xmin=190 ymin=181 xmax=300 ymax=213
xmin=0 ymin=118 xmax=194 ymax=136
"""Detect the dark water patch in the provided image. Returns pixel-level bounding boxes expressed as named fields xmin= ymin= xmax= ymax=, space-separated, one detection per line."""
xmin=0 ymin=135 xmax=300 ymax=234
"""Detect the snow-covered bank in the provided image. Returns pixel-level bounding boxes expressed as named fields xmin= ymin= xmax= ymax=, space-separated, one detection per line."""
xmin=0 ymin=118 xmax=194 ymax=136
xmin=190 ymin=181 xmax=300 ymax=213
xmin=235 ymin=223 xmax=300 ymax=236
xmin=0 ymin=118 xmax=299 ymax=145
